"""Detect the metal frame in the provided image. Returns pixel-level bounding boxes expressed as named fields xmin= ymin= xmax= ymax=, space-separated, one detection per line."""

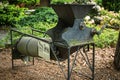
xmin=51 ymin=43 xmax=95 ymax=80
xmin=10 ymin=28 xmax=49 ymax=68
xmin=10 ymin=28 xmax=95 ymax=80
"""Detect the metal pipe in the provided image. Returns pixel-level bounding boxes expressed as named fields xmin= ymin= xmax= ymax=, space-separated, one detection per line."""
xmin=11 ymin=28 xmax=50 ymax=44
xmin=92 ymin=43 xmax=95 ymax=80
xmin=50 ymin=43 xmax=67 ymax=79
xmin=70 ymin=46 xmax=80 ymax=77
xmin=10 ymin=30 xmax=14 ymax=69
xmin=32 ymin=57 xmax=34 ymax=65
xmin=67 ymin=47 xmax=71 ymax=80
xmin=31 ymin=28 xmax=45 ymax=34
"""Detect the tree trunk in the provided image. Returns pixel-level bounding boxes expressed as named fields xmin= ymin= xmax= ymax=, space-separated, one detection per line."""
xmin=114 ymin=31 xmax=120 ymax=70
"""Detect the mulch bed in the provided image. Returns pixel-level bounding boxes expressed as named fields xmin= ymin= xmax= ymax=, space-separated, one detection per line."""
xmin=0 ymin=47 xmax=120 ymax=80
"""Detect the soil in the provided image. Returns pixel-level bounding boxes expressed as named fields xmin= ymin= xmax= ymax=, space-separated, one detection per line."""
xmin=0 ymin=47 xmax=120 ymax=80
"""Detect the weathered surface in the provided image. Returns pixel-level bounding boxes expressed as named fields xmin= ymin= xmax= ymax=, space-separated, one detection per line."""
xmin=47 ymin=5 xmax=95 ymax=47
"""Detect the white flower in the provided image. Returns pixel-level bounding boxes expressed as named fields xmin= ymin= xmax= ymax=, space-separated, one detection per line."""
xmin=85 ymin=16 xmax=91 ymax=21
xmin=93 ymin=5 xmax=101 ymax=11
xmin=87 ymin=1 xmax=96 ymax=5
xmin=89 ymin=19 xmax=95 ymax=24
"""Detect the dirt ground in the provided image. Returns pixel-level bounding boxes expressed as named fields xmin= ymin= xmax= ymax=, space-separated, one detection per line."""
xmin=0 ymin=47 xmax=120 ymax=80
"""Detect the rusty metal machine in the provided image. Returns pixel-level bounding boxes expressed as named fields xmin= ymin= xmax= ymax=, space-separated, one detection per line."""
xmin=10 ymin=1 xmax=106 ymax=80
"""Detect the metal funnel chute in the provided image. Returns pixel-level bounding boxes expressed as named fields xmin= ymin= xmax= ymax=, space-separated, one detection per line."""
xmin=46 ymin=4 xmax=94 ymax=47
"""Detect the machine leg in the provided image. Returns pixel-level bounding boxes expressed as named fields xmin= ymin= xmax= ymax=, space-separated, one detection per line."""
xmin=33 ymin=57 xmax=34 ymax=65
xmin=87 ymin=44 xmax=90 ymax=51
xmin=10 ymin=30 xmax=14 ymax=69
xmin=67 ymin=47 xmax=71 ymax=80
xmin=92 ymin=43 xmax=95 ymax=80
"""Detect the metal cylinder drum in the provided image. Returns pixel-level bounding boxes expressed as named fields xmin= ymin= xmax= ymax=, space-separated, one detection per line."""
xmin=17 ymin=37 xmax=39 ymax=57
xmin=16 ymin=36 xmax=50 ymax=60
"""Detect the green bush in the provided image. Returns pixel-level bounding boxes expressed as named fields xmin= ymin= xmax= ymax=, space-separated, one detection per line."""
xmin=99 ymin=9 xmax=120 ymax=27
xmin=102 ymin=0 xmax=120 ymax=12
xmin=0 ymin=3 xmax=27 ymax=27
xmin=86 ymin=6 xmax=120 ymax=27
xmin=17 ymin=7 xmax=58 ymax=31
xmin=94 ymin=0 xmax=120 ymax=12
xmin=85 ymin=6 xmax=120 ymax=48
xmin=51 ymin=0 xmax=92 ymax=4
xmin=51 ymin=0 xmax=74 ymax=4
xmin=94 ymin=0 xmax=102 ymax=6
xmin=94 ymin=29 xmax=118 ymax=48
xmin=8 ymin=0 xmax=40 ymax=6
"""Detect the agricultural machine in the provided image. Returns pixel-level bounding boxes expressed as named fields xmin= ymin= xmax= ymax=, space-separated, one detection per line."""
xmin=10 ymin=1 xmax=106 ymax=80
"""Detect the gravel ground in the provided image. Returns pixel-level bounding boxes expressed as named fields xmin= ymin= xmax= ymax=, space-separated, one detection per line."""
xmin=0 ymin=47 xmax=120 ymax=80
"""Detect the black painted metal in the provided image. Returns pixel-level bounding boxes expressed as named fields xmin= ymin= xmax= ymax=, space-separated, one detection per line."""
xmin=92 ymin=43 xmax=95 ymax=80
xmin=67 ymin=47 xmax=71 ymax=80
xmin=51 ymin=4 xmax=94 ymax=23
xmin=47 ymin=4 xmax=96 ymax=80
xmin=10 ymin=30 xmax=14 ymax=69
xmin=47 ymin=4 xmax=96 ymax=47
xmin=50 ymin=43 xmax=67 ymax=79
xmin=10 ymin=28 xmax=49 ymax=68
xmin=11 ymin=28 xmax=50 ymax=44
xmin=10 ymin=28 xmax=95 ymax=79
xmin=50 ymin=43 xmax=95 ymax=80
xmin=10 ymin=4 xmax=97 ymax=80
